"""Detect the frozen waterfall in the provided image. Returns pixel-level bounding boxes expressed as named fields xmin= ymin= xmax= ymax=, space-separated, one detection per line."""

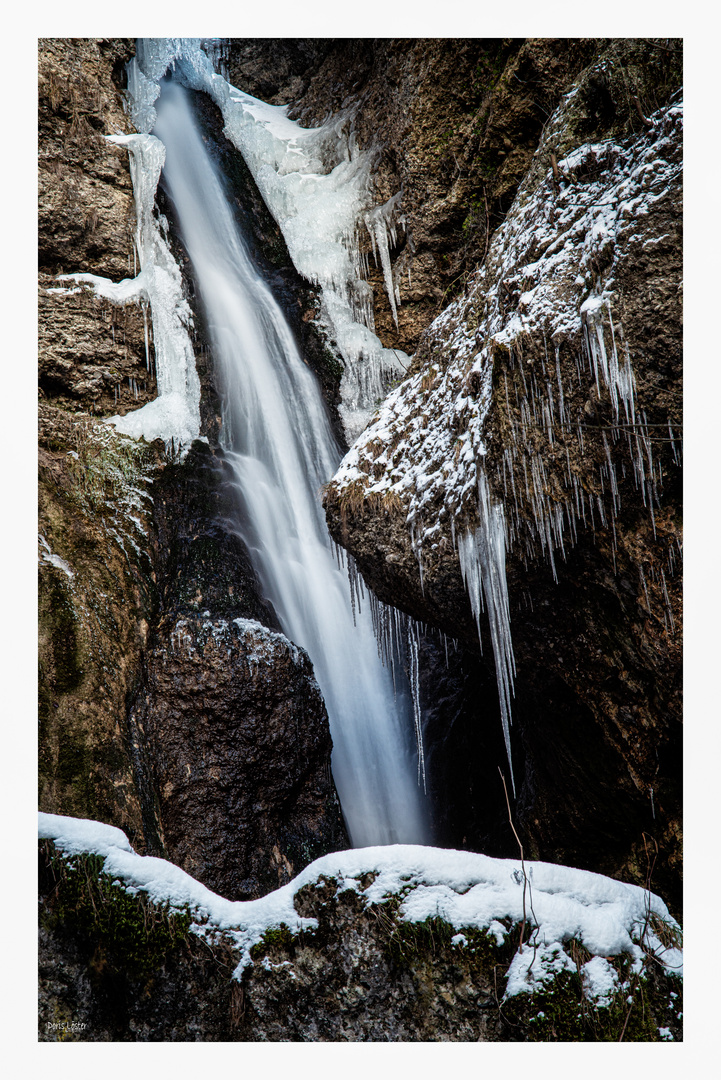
xmin=153 ymin=81 xmax=428 ymax=847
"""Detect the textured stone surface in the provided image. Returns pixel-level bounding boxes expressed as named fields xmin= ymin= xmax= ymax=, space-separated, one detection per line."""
xmin=38 ymin=405 xmax=161 ymax=853
xmin=39 ymin=277 xmax=157 ymax=414
xmin=135 ymin=615 xmax=348 ymax=900
xmin=38 ymin=840 xmax=683 ymax=1042
xmin=38 ymin=38 xmax=159 ymax=421
xmin=38 ymin=38 xmax=136 ymax=279
xmin=226 ymin=39 xmax=603 ymax=356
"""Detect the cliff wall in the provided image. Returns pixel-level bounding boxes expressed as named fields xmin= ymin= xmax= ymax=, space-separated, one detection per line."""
xmin=38 ymin=37 xmax=347 ymax=889
xmin=323 ymin=39 xmax=682 ymax=908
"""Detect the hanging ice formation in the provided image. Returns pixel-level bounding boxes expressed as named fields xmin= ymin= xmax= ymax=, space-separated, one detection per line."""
xmin=330 ymin=96 xmax=683 ymax=790
xmin=457 ymin=474 xmax=516 ymax=793
xmin=125 ymin=37 xmax=409 ymax=445
xmin=147 ymin=70 xmax=428 ymax=847
xmin=51 ymin=130 xmax=201 ymax=453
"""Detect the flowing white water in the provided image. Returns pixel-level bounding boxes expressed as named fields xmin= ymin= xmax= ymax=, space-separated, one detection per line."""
xmin=153 ymin=82 xmax=428 ymax=847
xmin=126 ymin=38 xmax=409 ymax=445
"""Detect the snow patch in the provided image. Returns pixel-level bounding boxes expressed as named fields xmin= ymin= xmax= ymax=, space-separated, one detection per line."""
xmin=39 ymin=812 xmax=683 ymax=989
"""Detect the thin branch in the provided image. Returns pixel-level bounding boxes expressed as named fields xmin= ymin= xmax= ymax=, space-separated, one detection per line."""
xmin=633 ymin=96 xmax=654 ymax=129
xmin=499 ymin=767 xmax=527 ymax=949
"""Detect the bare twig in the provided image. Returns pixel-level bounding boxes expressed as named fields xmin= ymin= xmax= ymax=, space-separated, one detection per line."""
xmin=549 ymin=151 xmax=560 ymax=185
xmin=633 ymin=95 xmax=654 ymax=129
xmin=483 ymin=186 xmax=490 ymax=263
xmin=499 ymin=767 xmax=527 ymax=949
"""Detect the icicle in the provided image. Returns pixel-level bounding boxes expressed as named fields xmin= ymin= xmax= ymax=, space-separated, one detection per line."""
xmin=555 ymin=346 xmax=566 ymax=428
xmin=661 ymin=569 xmax=674 ymax=632
xmin=457 ymin=471 xmax=516 ymax=793
xmin=142 ymin=301 xmax=151 ymax=371
xmin=639 ymin=566 xmax=651 ymax=612
xmin=407 ymin=622 xmax=427 ymax=793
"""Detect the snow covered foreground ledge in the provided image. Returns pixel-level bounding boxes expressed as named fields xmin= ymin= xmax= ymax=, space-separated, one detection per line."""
xmin=38 ymin=812 xmax=681 ymax=998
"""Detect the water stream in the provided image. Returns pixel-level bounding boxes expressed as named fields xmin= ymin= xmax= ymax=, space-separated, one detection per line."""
xmin=153 ymin=81 xmax=428 ymax=847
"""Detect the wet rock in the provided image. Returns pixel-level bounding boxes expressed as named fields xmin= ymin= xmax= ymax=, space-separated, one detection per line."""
xmin=38 ymin=404 xmax=162 ymax=853
xmin=39 ymin=277 xmax=156 ymax=415
xmin=38 ymin=38 xmax=137 ymax=279
xmin=135 ymin=615 xmax=348 ymax=900
xmin=265 ymin=38 xmax=602 ymax=355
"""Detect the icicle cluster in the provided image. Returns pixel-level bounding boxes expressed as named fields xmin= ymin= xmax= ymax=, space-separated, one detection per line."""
xmin=329 ymin=91 xmax=682 ymax=782
xmin=458 ymin=473 xmax=516 ymax=792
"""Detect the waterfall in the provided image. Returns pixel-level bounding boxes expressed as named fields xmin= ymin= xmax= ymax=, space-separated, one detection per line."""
xmin=152 ymin=81 xmax=428 ymax=848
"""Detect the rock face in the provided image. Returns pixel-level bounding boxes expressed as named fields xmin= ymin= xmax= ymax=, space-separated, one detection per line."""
xmin=226 ymin=39 xmax=603 ymax=355
xmin=39 ymin=38 xmax=137 ymax=280
xmin=135 ymin=616 xmax=347 ymax=900
xmin=38 ymin=38 xmax=158 ymax=421
xmin=39 ymin=283 xmax=157 ymax=414
xmin=323 ymin=40 xmax=682 ymax=910
xmin=38 ymin=39 xmax=348 ymax=894
xmin=38 ymin=39 xmax=165 ymax=854
xmin=38 ymin=406 xmax=160 ymax=853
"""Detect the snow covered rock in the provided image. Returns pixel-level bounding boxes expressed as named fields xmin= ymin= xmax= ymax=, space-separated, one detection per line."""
xmin=39 ymin=812 xmax=683 ymax=1041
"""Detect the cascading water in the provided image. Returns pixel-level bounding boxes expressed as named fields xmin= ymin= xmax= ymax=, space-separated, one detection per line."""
xmin=152 ymin=81 xmax=428 ymax=847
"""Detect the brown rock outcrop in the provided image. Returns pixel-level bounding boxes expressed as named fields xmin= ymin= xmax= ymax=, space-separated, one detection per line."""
xmin=39 ymin=278 xmax=157 ymax=414
xmin=38 ymin=405 xmax=161 ymax=852
xmin=134 ymin=615 xmax=347 ymax=900
xmin=39 ymin=38 xmax=136 ymax=279
xmin=38 ymin=38 xmax=159 ymax=422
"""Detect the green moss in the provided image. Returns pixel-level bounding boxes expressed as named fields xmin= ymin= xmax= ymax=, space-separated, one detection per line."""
xmin=502 ymin=958 xmax=682 ymax=1042
xmin=504 ymin=969 xmax=587 ymax=1040
xmin=40 ymin=841 xmax=192 ymax=978
xmin=55 ymin=421 xmax=156 ymax=546
xmin=373 ymin=903 xmax=514 ymax=977
xmin=249 ymin=922 xmax=297 ymax=960
xmin=383 ymin=913 xmax=455 ymax=964
xmin=54 ymin=735 xmax=94 ymax=815
xmin=42 ymin=573 xmax=83 ymax=695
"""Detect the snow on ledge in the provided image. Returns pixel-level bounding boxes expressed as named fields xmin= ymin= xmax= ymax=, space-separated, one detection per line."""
xmin=38 ymin=812 xmax=682 ymax=989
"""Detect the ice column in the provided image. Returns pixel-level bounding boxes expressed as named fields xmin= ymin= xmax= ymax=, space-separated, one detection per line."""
xmin=458 ymin=472 xmax=517 ymax=791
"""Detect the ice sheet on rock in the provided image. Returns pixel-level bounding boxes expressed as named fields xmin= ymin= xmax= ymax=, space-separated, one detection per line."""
xmin=105 ymin=133 xmax=200 ymax=451
xmin=53 ymin=130 xmax=201 ymax=453
xmin=39 ymin=812 xmax=682 ymax=991
xmin=38 ymin=535 xmax=74 ymax=579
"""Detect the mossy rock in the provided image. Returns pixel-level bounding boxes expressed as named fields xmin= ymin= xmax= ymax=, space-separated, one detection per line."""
xmin=39 ymin=840 xmax=191 ymax=979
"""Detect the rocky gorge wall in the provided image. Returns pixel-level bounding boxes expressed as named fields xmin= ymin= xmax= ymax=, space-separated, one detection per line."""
xmin=323 ymin=38 xmax=682 ymax=909
xmin=38 ymin=37 xmax=682 ymax=1040
xmin=38 ymin=38 xmax=347 ymax=893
